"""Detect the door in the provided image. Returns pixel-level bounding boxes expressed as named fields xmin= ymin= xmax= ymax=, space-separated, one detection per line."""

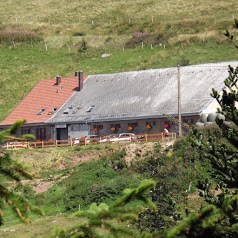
xmin=56 ymin=128 xmax=68 ymax=141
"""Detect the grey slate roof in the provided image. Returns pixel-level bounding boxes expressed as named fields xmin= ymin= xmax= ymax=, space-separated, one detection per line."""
xmin=46 ymin=61 xmax=238 ymax=124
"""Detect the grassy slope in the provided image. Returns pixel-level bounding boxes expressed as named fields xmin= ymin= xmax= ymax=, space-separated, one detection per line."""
xmin=0 ymin=138 xmax=211 ymax=237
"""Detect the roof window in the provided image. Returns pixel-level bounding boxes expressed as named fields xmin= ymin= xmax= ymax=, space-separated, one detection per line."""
xmin=86 ymin=105 xmax=95 ymax=112
xmin=36 ymin=109 xmax=45 ymax=116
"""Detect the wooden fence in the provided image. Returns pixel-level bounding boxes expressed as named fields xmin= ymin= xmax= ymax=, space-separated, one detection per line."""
xmin=2 ymin=132 xmax=176 ymax=150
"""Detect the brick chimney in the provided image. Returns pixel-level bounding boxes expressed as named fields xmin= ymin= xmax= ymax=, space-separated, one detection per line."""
xmin=55 ymin=75 xmax=61 ymax=85
xmin=75 ymin=71 xmax=83 ymax=91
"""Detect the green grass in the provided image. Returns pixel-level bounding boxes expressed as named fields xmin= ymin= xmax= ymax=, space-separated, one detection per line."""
xmin=0 ymin=214 xmax=82 ymax=238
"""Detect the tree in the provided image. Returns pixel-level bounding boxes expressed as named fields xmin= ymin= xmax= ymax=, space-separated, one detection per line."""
xmin=159 ymin=65 xmax=238 ymax=237
xmin=55 ymin=180 xmax=156 ymax=238
xmin=0 ymin=120 xmax=42 ymax=225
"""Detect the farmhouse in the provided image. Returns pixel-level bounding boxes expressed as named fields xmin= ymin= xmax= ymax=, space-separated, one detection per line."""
xmin=46 ymin=61 xmax=238 ymax=140
xmin=0 ymin=72 xmax=85 ymax=141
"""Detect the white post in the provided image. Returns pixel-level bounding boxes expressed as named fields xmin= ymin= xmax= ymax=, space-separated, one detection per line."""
xmin=178 ymin=65 xmax=182 ymax=137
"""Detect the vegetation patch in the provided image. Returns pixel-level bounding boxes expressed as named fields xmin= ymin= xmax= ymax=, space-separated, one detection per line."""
xmin=0 ymin=29 xmax=42 ymax=44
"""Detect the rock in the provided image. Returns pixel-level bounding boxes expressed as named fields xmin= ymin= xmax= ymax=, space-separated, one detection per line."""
xmin=200 ymin=113 xmax=208 ymax=123
xmin=101 ymin=53 xmax=111 ymax=58
xmin=195 ymin=122 xmax=204 ymax=127
xmin=207 ymin=113 xmax=217 ymax=122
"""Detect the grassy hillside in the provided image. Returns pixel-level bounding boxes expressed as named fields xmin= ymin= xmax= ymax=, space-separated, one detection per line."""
xmin=0 ymin=0 xmax=238 ymax=121
xmin=0 ymin=134 xmax=217 ymax=237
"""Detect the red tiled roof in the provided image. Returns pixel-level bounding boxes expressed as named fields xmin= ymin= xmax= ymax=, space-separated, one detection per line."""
xmin=0 ymin=76 xmax=85 ymax=126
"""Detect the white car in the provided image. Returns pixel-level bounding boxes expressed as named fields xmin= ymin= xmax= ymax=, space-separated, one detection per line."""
xmin=99 ymin=133 xmax=137 ymax=143
xmin=99 ymin=134 xmax=118 ymax=143
xmin=114 ymin=133 xmax=137 ymax=142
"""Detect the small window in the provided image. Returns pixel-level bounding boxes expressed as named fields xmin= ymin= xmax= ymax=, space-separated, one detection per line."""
xmin=94 ymin=125 xmax=103 ymax=130
xmin=36 ymin=128 xmax=47 ymax=140
xmin=21 ymin=128 xmax=31 ymax=135
xmin=86 ymin=105 xmax=95 ymax=112
xmin=36 ymin=109 xmax=45 ymax=116
xmin=63 ymin=108 xmax=71 ymax=114
xmin=110 ymin=123 xmax=121 ymax=129
xmin=128 ymin=122 xmax=138 ymax=127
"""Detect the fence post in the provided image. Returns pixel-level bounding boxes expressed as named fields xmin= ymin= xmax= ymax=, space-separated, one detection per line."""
xmin=161 ymin=133 xmax=164 ymax=140
xmin=145 ymin=134 xmax=148 ymax=142
xmin=42 ymin=140 xmax=44 ymax=148
xmin=70 ymin=138 xmax=73 ymax=146
xmin=56 ymin=140 xmax=58 ymax=147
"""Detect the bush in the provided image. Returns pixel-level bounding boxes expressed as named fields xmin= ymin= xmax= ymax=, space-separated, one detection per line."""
xmin=234 ymin=18 xmax=238 ymax=28
xmin=108 ymin=149 xmax=126 ymax=171
xmin=0 ymin=29 xmax=42 ymax=44
xmin=125 ymin=31 xmax=163 ymax=48
xmin=77 ymin=38 xmax=87 ymax=52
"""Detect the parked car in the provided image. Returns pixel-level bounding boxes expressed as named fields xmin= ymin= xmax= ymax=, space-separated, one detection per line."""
xmin=114 ymin=133 xmax=137 ymax=142
xmin=99 ymin=133 xmax=137 ymax=143
xmin=99 ymin=134 xmax=118 ymax=143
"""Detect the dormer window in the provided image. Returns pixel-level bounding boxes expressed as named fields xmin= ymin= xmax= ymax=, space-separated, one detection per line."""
xmin=48 ymin=108 xmax=58 ymax=115
xmin=86 ymin=105 xmax=95 ymax=112
xmin=36 ymin=109 xmax=45 ymax=116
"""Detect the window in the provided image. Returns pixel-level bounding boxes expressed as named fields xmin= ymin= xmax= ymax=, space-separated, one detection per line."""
xmin=94 ymin=125 xmax=103 ymax=130
xmin=183 ymin=119 xmax=194 ymax=124
xmin=21 ymin=128 xmax=31 ymax=135
xmin=36 ymin=128 xmax=47 ymax=140
xmin=128 ymin=122 xmax=138 ymax=127
xmin=110 ymin=123 xmax=121 ymax=129
xmin=36 ymin=109 xmax=45 ymax=116
xmin=86 ymin=105 xmax=95 ymax=112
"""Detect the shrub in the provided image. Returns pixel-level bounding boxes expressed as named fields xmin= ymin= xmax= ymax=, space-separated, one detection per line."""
xmin=108 ymin=149 xmax=127 ymax=171
xmin=234 ymin=18 xmax=238 ymax=28
xmin=77 ymin=38 xmax=87 ymax=52
xmin=153 ymin=143 xmax=161 ymax=153
xmin=72 ymin=31 xmax=85 ymax=37
xmin=0 ymin=29 xmax=42 ymax=44
xmin=125 ymin=31 xmax=163 ymax=48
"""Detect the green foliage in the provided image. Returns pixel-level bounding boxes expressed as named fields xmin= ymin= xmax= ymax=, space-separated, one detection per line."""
xmin=0 ymin=121 xmax=42 ymax=226
xmin=62 ymin=159 xmax=141 ymax=211
xmin=234 ymin=19 xmax=238 ymax=29
xmin=54 ymin=180 xmax=156 ymax=238
xmin=108 ymin=149 xmax=127 ymax=171
xmin=177 ymin=56 xmax=190 ymax=66
xmin=174 ymin=65 xmax=238 ymax=237
xmin=159 ymin=193 xmax=238 ymax=238
xmin=78 ymin=38 xmax=87 ymax=52
xmin=153 ymin=143 xmax=161 ymax=153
